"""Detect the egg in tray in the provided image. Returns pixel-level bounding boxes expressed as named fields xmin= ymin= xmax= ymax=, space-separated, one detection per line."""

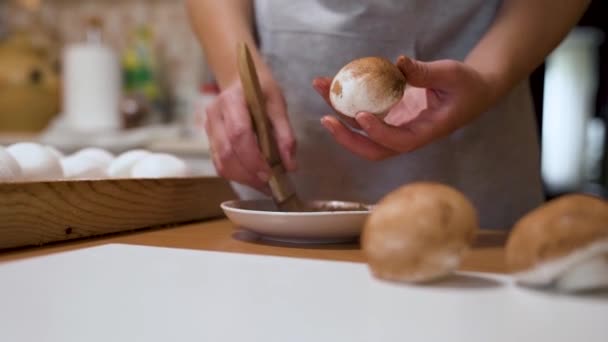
xmin=0 ymin=142 xmax=235 ymax=250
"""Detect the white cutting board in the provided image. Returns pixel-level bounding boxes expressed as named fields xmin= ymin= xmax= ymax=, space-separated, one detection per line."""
xmin=0 ymin=244 xmax=606 ymax=342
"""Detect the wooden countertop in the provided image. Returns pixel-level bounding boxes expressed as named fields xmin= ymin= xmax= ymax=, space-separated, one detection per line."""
xmin=0 ymin=218 xmax=509 ymax=274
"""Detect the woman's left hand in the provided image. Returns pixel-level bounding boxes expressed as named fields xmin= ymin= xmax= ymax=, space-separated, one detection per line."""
xmin=313 ymin=56 xmax=496 ymax=160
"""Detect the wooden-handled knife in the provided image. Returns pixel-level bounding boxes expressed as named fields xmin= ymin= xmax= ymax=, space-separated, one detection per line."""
xmin=237 ymin=42 xmax=307 ymax=212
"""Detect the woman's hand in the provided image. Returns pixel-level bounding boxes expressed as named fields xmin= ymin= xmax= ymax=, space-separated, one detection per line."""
xmin=204 ymin=74 xmax=297 ymax=192
xmin=312 ymin=56 xmax=495 ymax=160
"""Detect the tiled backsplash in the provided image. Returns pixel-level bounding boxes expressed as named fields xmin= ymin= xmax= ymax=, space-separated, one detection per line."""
xmin=2 ymin=0 xmax=210 ymax=118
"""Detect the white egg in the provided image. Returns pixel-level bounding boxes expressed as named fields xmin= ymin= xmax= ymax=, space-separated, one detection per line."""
xmin=6 ymin=142 xmax=63 ymax=181
xmin=107 ymin=149 xmax=151 ymax=178
xmin=45 ymin=146 xmax=65 ymax=159
xmin=130 ymin=153 xmax=190 ymax=178
xmin=0 ymin=146 xmax=23 ymax=182
xmin=60 ymin=154 xmax=108 ymax=179
xmin=72 ymin=148 xmax=114 ymax=168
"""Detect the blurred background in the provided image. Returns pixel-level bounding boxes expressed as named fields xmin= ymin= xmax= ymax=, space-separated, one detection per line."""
xmin=0 ymin=0 xmax=217 ymax=175
xmin=0 ymin=0 xmax=606 ymax=198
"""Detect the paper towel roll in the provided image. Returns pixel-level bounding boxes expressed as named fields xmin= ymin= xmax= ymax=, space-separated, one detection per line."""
xmin=62 ymin=43 xmax=121 ymax=132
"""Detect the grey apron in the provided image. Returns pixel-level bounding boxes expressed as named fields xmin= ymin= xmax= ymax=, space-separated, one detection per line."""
xmin=233 ymin=0 xmax=544 ymax=229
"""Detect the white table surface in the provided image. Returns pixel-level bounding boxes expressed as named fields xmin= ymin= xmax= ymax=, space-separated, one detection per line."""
xmin=1 ymin=244 xmax=606 ymax=342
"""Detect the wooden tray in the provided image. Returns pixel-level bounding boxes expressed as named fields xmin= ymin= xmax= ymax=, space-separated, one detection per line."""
xmin=0 ymin=177 xmax=236 ymax=250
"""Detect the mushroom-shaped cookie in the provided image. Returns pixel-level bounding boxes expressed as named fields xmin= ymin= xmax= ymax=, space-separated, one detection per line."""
xmin=506 ymin=194 xmax=608 ymax=292
xmin=330 ymin=56 xmax=406 ymax=118
xmin=362 ymin=182 xmax=479 ymax=283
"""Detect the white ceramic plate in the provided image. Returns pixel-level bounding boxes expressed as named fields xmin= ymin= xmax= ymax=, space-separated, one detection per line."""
xmin=220 ymin=199 xmax=372 ymax=243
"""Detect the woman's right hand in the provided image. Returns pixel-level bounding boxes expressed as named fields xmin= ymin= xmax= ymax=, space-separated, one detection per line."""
xmin=204 ymin=74 xmax=297 ymax=193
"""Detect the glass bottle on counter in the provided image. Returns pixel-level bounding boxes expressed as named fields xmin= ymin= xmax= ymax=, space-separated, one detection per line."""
xmin=63 ymin=16 xmax=122 ymax=133
xmin=121 ymin=24 xmax=167 ymax=127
